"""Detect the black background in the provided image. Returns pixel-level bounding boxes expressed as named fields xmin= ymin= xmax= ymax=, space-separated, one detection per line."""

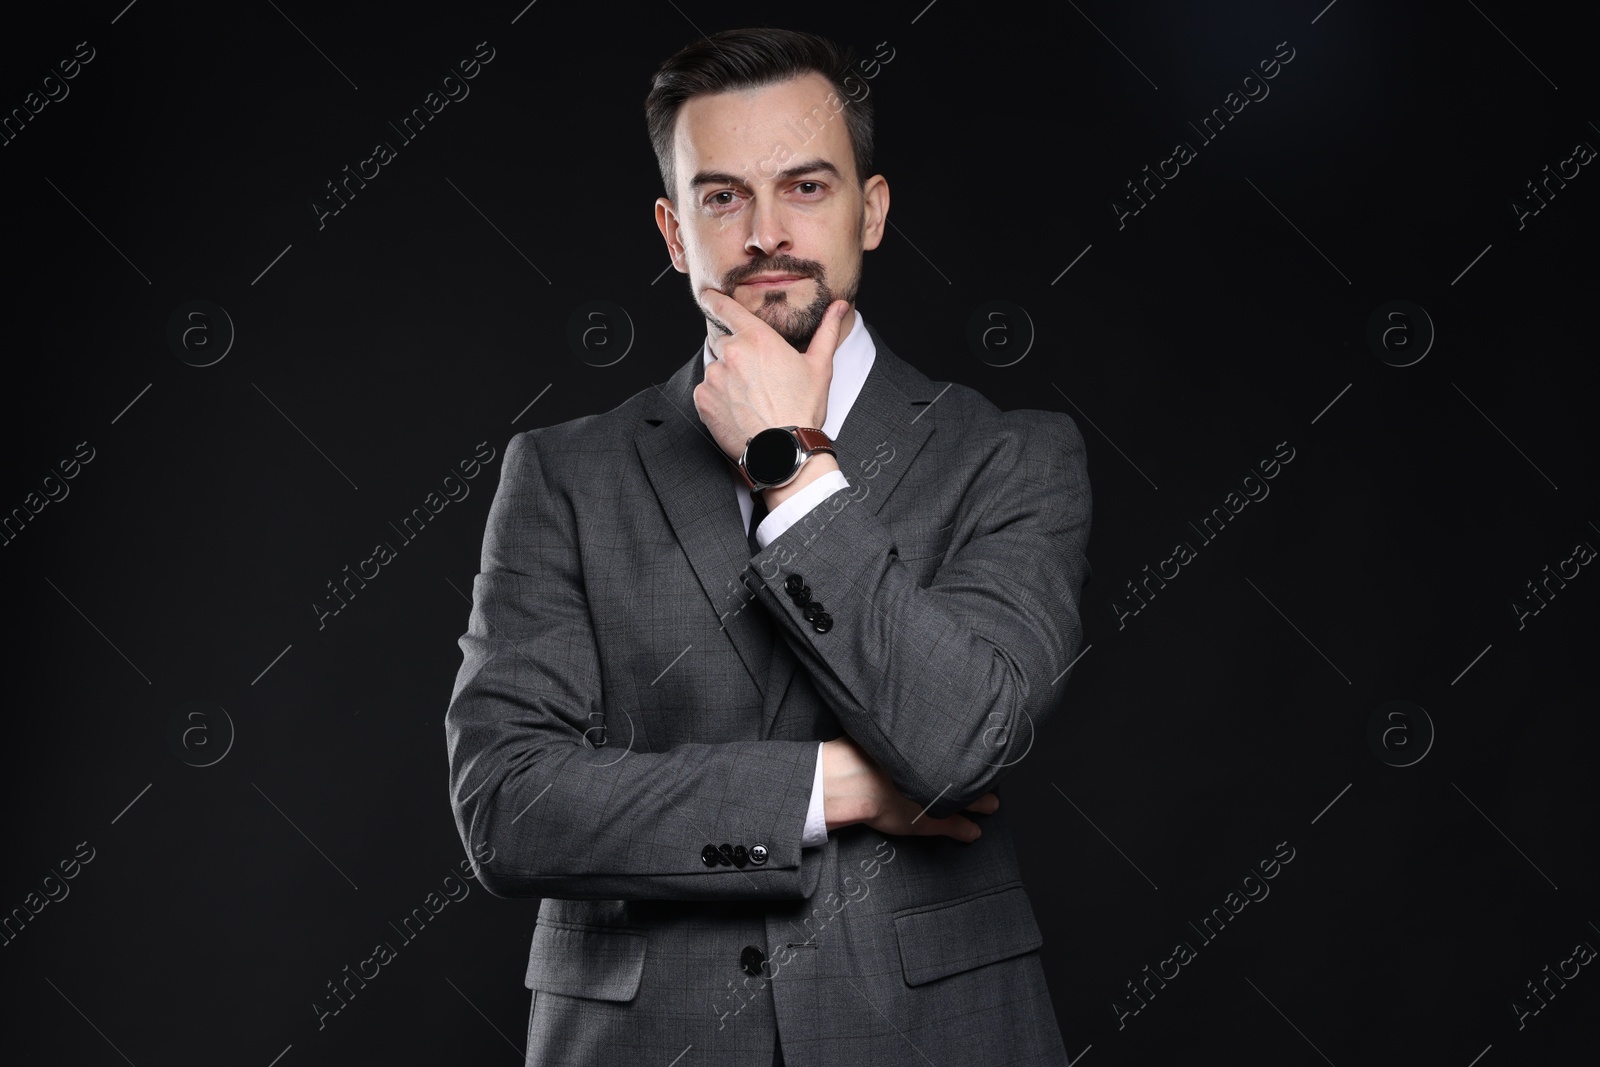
xmin=2 ymin=1 xmax=1595 ymax=1063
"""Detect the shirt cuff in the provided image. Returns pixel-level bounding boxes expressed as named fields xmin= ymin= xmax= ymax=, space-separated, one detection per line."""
xmin=801 ymin=740 xmax=828 ymax=848
xmin=755 ymin=470 xmax=850 ymax=550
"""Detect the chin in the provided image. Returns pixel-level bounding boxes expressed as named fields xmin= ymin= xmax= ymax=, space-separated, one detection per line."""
xmin=768 ymin=313 xmax=815 ymax=342
xmin=757 ymin=304 xmax=797 ymax=326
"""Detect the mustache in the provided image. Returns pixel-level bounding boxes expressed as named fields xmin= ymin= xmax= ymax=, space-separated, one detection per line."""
xmin=723 ymin=257 xmax=823 ymax=288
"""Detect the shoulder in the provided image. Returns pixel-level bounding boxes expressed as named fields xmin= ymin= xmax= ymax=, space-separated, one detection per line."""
xmin=913 ymin=377 xmax=1086 ymax=464
xmin=869 ymin=338 xmax=1083 ymax=455
xmin=496 ymin=386 xmax=656 ymax=482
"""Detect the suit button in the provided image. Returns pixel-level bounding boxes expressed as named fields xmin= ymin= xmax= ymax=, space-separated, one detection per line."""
xmin=789 ymin=584 xmax=811 ymax=605
xmin=812 ymin=612 xmax=833 ymax=634
xmin=731 ymin=845 xmax=748 ymax=868
xmin=803 ymin=601 xmax=826 ymax=622
xmin=785 ymin=574 xmax=807 ymax=597
xmin=741 ymin=945 xmax=767 ymax=977
xmin=718 ymin=843 xmax=735 ymax=866
xmin=749 ymin=843 xmax=769 ymax=865
xmin=701 ymin=844 xmax=721 ymax=867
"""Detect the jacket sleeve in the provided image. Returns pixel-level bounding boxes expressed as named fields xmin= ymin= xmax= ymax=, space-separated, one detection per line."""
xmin=749 ymin=410 xmax=1092 ymax=821
xmin=444 ymin=430 xmax=824 ymax=901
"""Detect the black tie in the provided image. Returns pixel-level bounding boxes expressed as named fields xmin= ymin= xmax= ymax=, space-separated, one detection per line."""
xmin=747 ymin=491 xmax=769 ymax=556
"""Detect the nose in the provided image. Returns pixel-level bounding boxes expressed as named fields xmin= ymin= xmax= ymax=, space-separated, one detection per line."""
xmin=743 ymin=189 xmax=792 ymax=258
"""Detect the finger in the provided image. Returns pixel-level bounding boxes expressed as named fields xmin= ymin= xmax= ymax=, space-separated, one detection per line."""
xmin=921 ymin=814 xmax=980 ymax=843
xmin=964 ymin=793 xmax=1000 ymax=815
xmin=946 ymin=816 xmax=981 ymax=842
xmin=802 ymin=300 xmax=851 ymax=362
xmin=700 ymin=287 xmax=767 ymax=336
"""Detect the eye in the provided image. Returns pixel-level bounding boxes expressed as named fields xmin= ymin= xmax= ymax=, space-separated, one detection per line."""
xmin=705 ymin=190 xmax=741 ymax=210
xmin=795 ymin=181 xmax=823 ymax=196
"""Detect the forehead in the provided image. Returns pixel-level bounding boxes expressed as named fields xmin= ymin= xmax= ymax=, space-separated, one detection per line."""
xmin=672 ymin=72 xmax=853 ymax=186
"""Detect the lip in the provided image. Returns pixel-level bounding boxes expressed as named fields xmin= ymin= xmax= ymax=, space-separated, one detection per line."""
xmin=738 ymin=274 xmax=806 ymax=288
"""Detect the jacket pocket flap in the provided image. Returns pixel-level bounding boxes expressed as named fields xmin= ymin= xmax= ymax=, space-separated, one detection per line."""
xmin=892 ymin=525 xmax=954 ymax=561
xmin=523 ymin=921 xmax=647 ymax=1001
xmin=893 ymin=883 xmax=1043 ymax=986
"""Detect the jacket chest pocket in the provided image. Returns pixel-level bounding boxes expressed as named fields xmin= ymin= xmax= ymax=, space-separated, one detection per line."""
xmin=523 ymin=920 xmax=648 ymax=1001
xmin=890 ymin=523 xmax=955 ymax=562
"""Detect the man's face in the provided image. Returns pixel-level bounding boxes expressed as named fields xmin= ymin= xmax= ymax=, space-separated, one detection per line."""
xmin=654 ymin=72 xmax=888 ymax=351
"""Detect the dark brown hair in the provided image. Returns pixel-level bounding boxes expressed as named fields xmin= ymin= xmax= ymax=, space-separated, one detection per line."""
xmin=644 ymin=27 xmax=874 ymax=199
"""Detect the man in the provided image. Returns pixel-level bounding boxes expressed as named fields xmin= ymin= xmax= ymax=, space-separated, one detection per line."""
xmin=445 ymin=26 xmax=1092 ymax=1067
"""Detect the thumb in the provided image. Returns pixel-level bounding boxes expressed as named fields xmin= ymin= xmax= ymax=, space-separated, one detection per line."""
xmin=803 ymin=300 xmax=850 ymax=361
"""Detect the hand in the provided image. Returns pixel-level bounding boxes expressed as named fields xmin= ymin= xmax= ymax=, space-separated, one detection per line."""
xmin=692 ymin=288 xmax=851 ymax=463
xmin=821 ymin=735 xmax=999 ymax=843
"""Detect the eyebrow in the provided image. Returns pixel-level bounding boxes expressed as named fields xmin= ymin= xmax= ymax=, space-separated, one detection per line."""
xmin=689 ymin=159 xmax=844 ymax=190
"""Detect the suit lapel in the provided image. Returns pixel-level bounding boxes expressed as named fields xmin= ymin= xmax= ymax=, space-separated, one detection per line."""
xmin=635 ymin=356 xmax=771 ymax=693
xmin=636 ymin=322 xmax=941 ymax=731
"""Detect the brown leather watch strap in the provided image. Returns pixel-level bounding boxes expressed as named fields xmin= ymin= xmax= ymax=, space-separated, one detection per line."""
xmin=792 ymin=427 xmax=836 ymax=457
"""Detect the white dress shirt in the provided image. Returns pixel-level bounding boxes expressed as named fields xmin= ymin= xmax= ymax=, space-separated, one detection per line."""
xmin=701 ymin=308 xmax=876 ymax=849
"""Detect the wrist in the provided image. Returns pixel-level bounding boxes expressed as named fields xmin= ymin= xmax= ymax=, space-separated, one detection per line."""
xmin=821 ymin=737 xmax=877 ymax=831
xmin=763 ymin=453 xmax=841 ymax=511
xmin=739 ymin=425 xmax=834 ymax=497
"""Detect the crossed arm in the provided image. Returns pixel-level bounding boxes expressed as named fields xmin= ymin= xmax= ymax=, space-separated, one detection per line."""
xmin=748 ymin=409 xmax=1091 ymax=822
xmin=758 ymin=457 xmax=1004 ymax=846
xmin=444 ymin=412 xmax=1091 ymax=901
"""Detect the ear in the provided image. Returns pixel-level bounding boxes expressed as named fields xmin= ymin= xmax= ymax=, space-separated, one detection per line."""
xmin=655 ymin=198 xmax=688 ymax=273
xmin=859 ymin=175 xmax=890 ymax=252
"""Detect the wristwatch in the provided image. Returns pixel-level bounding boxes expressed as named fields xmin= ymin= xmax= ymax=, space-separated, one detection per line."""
xmin=738 ymin=426 xmax=836 ymax=492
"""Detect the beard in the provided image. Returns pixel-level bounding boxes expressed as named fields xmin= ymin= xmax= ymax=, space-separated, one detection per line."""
xmin=749 ymin=284 xmax=836 ymax=351
xmin=705 ymin=253 xmax=860 ymax=351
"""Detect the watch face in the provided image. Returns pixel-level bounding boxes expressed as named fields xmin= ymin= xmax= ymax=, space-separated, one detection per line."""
xmin=745 ymin=428 xmax=800 ymax=484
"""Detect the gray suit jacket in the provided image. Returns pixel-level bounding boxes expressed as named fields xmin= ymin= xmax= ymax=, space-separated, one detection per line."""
xmin=445 ymin=322 xmax=1092 ymax=1066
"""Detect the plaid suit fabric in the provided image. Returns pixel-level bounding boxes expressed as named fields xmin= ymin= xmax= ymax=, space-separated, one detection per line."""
xmin=446 ymin=323 xmax=1092 ymax=1065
